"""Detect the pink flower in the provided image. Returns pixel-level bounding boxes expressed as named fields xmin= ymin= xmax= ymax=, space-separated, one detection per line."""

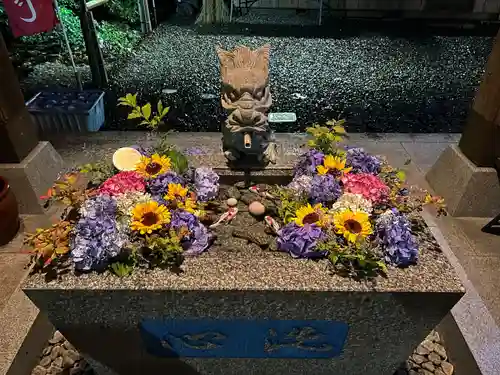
xmin=341 ymin=173 xmax=389 ymax=203
xmin=98 ymin=171 xmax=146 ymax=197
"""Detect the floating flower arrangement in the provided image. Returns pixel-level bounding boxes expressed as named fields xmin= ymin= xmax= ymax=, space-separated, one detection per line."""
xmin=24 ymin=121 xmax=445 ymax=279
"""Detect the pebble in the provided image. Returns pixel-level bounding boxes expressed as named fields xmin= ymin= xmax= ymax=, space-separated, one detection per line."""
xmin=40 ymin=356 xmax=52 ymax=367
xmin=50 ymin=346 xmax=62 ymax=360
xmin=226 ymin=186 xmax=241 ymax=200
xmin=412 ymin=354 xmax=426 ymax=364
xmin=428 ymin=352 xmax=441 ymax=365
xmin=226 ymin=198 xmax=238 ymax=207
xmin=48 ymin=331 xmax=63 ymax=344
xmin=248 ymin=201 xmax=266 ymax=216
xmin=415 ymin=344 xmax=430 ymax=356
xmin=52 ymin=357 xmax=63 ymax=368
xmin=434 ymin=343 xmax=447 ymax=360
xmin=32 ymin=365 xmax=47 ymax=375
xmin=440 ymin=361 xmax=454 ymax=375
xmin=422 ymin=361 xmax=435 ymax=372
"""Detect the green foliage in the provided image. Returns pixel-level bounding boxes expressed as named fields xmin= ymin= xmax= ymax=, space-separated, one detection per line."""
xmin=106 ymin=0 xmax=140 ymax=24
xmin=271 ymin=187 xmax=307 ymax=224
xmin=317 ymin=236 xmax=387 ymax=279
xmin=145 ymin=230 xmax=184 ymax=268
xmin=97 ymin=21 xmax=140 ymax=59
xmin=166 ymin=149 xmax=189 ymax=174
xmin=306 ymin=119 xmax=347 ymax=155
xmin=110 ymin=261 xmax=135 ymax=277
xmin=41 ymin=173 xmax=88 ymax=211
xmin=118 ymin=93 xmax=170 ymax=131
xmin=78 ymin=161 xmax=116 ymax=186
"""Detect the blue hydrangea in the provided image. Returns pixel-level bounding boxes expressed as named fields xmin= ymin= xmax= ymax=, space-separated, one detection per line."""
xmin=309 ymin=174 xmax=342 ymax=204
xmin=294 ymin=149 xmax=325 ymax=177
xmin=194 ymin=167 xmax=219 ymax=202
xmin=346 ymin=147 xmax=382 ymax=175
xmin=71 ymin=195 xmax=127 ymax=271
xmin=147 ymin=172 xmax=185 ymax=200
xmin=376 ymin=209 xmax=418 ymax=267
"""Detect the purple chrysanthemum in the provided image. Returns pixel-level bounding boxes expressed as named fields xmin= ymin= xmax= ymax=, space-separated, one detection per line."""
xmin=376 ymin=208 xmax=418 ymax=267
xmin=345 ymin=147 xmax=382 ymax=175
xmin=71 ymin=195 xmax=127 ymax=271
xmin=277 ymin=223 xmax=326 ymax=259
xmin=294 ymin=149 xmax=325 ymax=177
xmin=309 ymin=174 xmax=342 ymax=204
xmin=147 ymin=172 xmax=185 ymax=201
xmin=194 ymin=167 xmax=219 ymax=202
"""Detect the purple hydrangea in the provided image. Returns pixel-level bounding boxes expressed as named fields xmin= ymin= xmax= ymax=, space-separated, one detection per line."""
xmin=71 ymin=195 xmax=127 ymax=271
xmin=287 ymin=175 xmax=313 ymax=196
xmin=309 ymin=174 xmax=342 ymax=204
xmin=194 ymin=167 xmax=219 ymax=202
xmin=294 ymin=149 xmax=325 ymax=177
xmin=147 ymin=172 xmax=185 ymax=201
xmin=171 ymin=210 xmax=212 ymax=256
xmin=346 ymin=147 xmax=382 ymax=175
xmin=277 ymin=223 xmax=326 ymax=259
xmin=376 ymin=208 xmax=418 ymax=267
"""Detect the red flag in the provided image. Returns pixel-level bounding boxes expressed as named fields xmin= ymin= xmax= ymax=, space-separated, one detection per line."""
xmin=3 ymin=0 xmax=59 ymax=38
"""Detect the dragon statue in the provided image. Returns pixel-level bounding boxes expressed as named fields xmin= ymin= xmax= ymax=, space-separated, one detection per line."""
xmin=216 ymin=44 xmax=278 ymax=166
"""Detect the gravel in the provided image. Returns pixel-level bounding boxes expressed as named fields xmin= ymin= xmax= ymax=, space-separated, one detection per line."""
xmin=20 ymin=18 xmax=493 ymax=134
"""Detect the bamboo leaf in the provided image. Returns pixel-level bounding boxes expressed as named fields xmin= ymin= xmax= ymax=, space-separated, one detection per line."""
xmin=162 ymin=107 xmax=170 ymax=117
xmin=127 ymin=111 xmax=142 ymax=120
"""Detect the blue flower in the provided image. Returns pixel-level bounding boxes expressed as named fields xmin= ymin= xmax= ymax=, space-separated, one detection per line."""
xmin=71 ymin=195 xmax=127 ymax=271
xmin=376 ymin=209 xmax=418 ymax=267
xmin=277 ymin=223 xmax=326 ymax=259
xmin=147 ymin=172 xmax=185 ymax=198
xmin=294 ymin=149 xmax=325 ymax=177
xmin=309 ymin=174 xmax=342 ymax=204
xmin=194 ymin=167 xmax=219 ymax=202
xmin=345 ymin=147 xmax=381 ymax=175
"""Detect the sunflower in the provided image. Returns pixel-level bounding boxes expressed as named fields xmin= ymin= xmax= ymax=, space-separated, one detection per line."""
xmin=317 ymin=155 xmax=352 ymax=176
xmin=333 ymin=210 xmax=372 ymax=243
xmin=179 ymin=196 xmax=197 ymax=214
xmin=164 ymin=183 xmax=188 ymax=201
xmin=135 ymin=153 xmax=171 ymax=178
xmin=130 ymin=201 xmax=171 ymax=235
xmin=294 ymin=203 xmax=327 ymax=227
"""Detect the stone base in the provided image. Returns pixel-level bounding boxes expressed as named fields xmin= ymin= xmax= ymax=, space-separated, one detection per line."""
xmin=426 ymin=144 xmax=500 ymax=217
xmin=0 ymin=142 xmax=65 ymax=214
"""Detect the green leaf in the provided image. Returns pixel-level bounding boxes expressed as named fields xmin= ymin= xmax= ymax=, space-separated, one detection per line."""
xmin=141 ymin=103 xmax=152 ymax=120
xmin=157 ymin=100 xmax=163 ymax=116
xmin=127 ymin=110 xmax=142 ymax=120
xmin=333 ymin=125 xmax=346 ymax=134
xmin=166 ymin=149 xmax=189 ymax=174
xmin=162 ymin=106 xmax=170 ymax=117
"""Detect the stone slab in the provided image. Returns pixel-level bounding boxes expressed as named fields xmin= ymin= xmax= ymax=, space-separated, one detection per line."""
xmin=425 ymin=144 xmax=500 ymax=217
xmin=0 ymin=142 xmax=65 ymax=214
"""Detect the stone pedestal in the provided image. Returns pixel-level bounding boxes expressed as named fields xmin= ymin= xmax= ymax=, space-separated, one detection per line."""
xmin=426 ymin=145 xmax=500 ymax=217
xmin=23 ymin=165 xmax=464 ymax=375
xmin=0 ymin=142 xmax=65 ymax=214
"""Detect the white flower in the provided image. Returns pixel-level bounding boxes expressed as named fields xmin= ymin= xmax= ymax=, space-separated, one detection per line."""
xmin=329 ymin=193 xmax=372 ymax=214
xmin=115 ymin=191 xmax=152 ymax=217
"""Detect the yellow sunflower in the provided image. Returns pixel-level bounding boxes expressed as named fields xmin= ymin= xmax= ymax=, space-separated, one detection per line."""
xmin=317 ymin=155 xmax=352 ymax=176
xmin=294 ymin=203 xmax=327 ymax=227
xmin=164 ymin=183 xmax=188 ymax=201
xmin=179 ymin=196 xmax=197 ymax=214
xmin=135 ymin=153 xmax=171 ymax=178
xmin=333 ymin=210 xmax=372 ymax=243
xmin=130 ymin=201 xmax=171 ymax=235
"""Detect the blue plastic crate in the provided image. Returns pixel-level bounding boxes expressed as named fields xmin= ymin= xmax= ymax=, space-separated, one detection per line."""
xmin=26 ymin=90 xmax=105 ymax=134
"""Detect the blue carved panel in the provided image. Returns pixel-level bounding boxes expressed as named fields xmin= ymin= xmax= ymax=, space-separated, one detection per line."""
xmin=139 ymin=319 xmax=349 ymax=359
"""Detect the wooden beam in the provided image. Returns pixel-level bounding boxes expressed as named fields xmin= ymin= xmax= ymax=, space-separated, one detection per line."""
xmin=458 ymin=27 xmax=500 ymax=168
xmin=86 ymin=0 xmax=108 ymax=10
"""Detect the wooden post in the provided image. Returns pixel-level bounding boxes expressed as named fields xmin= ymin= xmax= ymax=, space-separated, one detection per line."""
xmin=79 ymin=0 xmax=108 ymax=88
xmin=458 ymin=27 xmax=500 ymax=169
xmin=0 ymin=34 xmax=38 ymax=163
